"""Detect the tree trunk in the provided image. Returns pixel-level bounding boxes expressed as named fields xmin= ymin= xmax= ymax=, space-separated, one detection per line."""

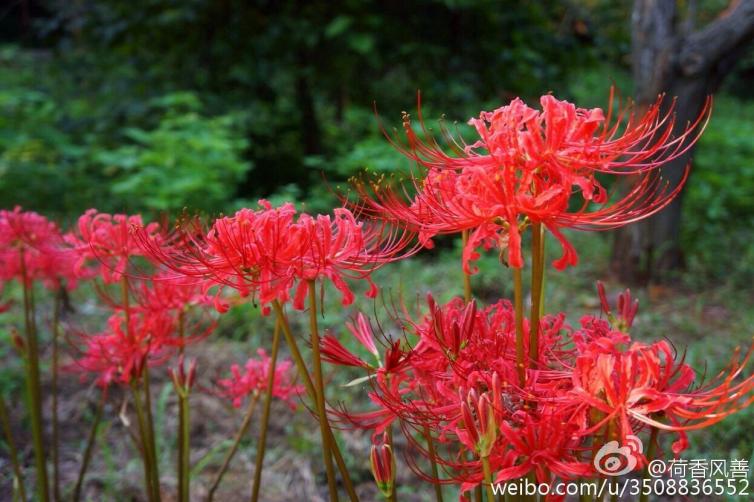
xmin=611 ymin=0 xmax=754 ymax=284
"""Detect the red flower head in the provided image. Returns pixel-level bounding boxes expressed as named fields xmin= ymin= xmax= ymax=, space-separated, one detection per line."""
xmin=72 ymin=310 xmax=178 ymax=387
xmin=0 ymin=206 xmax=81 ymax=289
xmin=133 ymin=271 xmax=211 ymax=314
xmin=570 ymin=334 xmax=754 ymax=456
xmin=66 ymin=209 xmax=162 ymax=284
xmin=217 ymin=349 xmax=303 ymax=409
xmin=355 ymin=91 xmax=710 ymax=273
xmin=136 ymin=200 xmax=417 ymax=312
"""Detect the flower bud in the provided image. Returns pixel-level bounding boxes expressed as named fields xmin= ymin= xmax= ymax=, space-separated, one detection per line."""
xmin=370 ymin=440 xmax=395 ymax=498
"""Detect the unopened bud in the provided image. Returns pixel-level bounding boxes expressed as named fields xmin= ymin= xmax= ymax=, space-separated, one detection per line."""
xmin=370 ymin=440 xmax=395 ymax=499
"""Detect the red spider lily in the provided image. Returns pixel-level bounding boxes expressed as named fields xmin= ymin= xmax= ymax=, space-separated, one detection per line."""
xmin=492 ymin=413 xmax=593 ymax=484
xmin=569 ymin=336 xmax=754 ymax=455
xmin=0 ymin=206 xmax=81 ymax=289
xmin=132 ymin=271 xmax=212 ymax=313
xmin=216 ymin=349 xmax=303 ymax=409
xmin=354 ymin=91 xmax=710 ymax=272
xmin=370 ymin=435 xmax=396 ymax=498
xmin=66 ymin=209 xmax=162 ymax=284
xmin=71 ymin=311 xmax=179 ymax=387
xmin=135 ymin=200 xmax=417 ymax=312
xmin=328 ymin=286 xmax=754 ymax=496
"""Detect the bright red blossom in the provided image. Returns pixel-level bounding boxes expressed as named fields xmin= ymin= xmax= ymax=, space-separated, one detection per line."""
xmin=136 ymin=200 xmax=417 ymax=312
xmin=355 ymin=92 xmax=710 ymax=272
xmin=325 ymin=288 xmax=754 ymax=498
xmin=217 ymin=349 xmax=303 ymax=408
xmin=0 ymin=206 xmax=80 ymax=289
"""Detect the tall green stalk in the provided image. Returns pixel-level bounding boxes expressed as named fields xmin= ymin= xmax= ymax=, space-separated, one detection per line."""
xmin=528 ymin=223 xmax=544 ymax=369
xmin=20 ymin=249 xmax=50 ymax=502
xmin=271 ymin=300 xmax=359 ymax=502
xmin=423 ymin=425 xmax=444 ymax=502
xmin=73 ymin=391 xmax=105 ymax=502
xmin=177 ymin=388 xmax=190 ymax=502
xmin=481 ymin=456 xmax=496 ymax=501
xmin=51 ymin=288 xmax=62 ymax=502
xmin=208 ymin=393 xmax=260 ymax=501
xmin=130 ymin=380 xmax=156 ymax=502
xmin=639 ymin=427 xmax=659 ymax=502
xmin=308 ymin=280 xmax=340 ymax=502
xmin=462 ymin=230 xmax=472 ymax=302
xmin=0 ymin=393 xmax=27 ymax=502
xmin=142 ymin=366 xmax=161 ymax=501
xmin=512 ymin=267 xmax=526 ymax=388
xmin=249 ymin=319 xmax=282 ymax=502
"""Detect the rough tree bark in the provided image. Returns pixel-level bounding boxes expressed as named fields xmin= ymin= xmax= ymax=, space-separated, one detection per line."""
xmin=611 ymin=0 xmax=754 ymax=284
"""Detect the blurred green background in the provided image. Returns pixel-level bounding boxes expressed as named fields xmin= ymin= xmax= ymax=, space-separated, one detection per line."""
xmin=1 ymin=2 xmax=754 ymax=496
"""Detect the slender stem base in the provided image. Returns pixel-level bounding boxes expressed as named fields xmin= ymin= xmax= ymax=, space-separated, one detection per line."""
xmin=0 ymin=394 xmax=27 ymax=502
xmin=20 ymin=254 xmax=49 ymax=502
xmin=308 ymin=281 xmax=340 ymax=502
xmin=249 ymin=319 xmax=282 ymax=502
xmin=130 ymin=380 xmax=156 ymax=502
xmin=461 ymin=230 xmax=472 ymax=302
xmin=208 ymin=394 xmax=260 ymax=502
xmin=423 ymin=426 xmax=444 ymax=502
xmin=272 ymin=301 xmax=359 ymax=502
xmin=528 ymin=223 xmax=544 ymax=369
xmin=178 ymin=393 xmax=190 ymax=502
xmin=513 ymin=267 xmax=526 ymax=388
xmin=481 ymin=456 xmax=496 ymax=502
xmin=639 ymin=427 xmax=659 ymax=502
xmin=51 ymin=289 xmax=62 ymax=502
xmin=73 ymin=391 xmax=105 ymax=502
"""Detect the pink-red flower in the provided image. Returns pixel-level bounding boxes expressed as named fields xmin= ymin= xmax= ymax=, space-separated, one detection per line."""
xmin=136 ymin=200 xmax=417 ymax=312
xmin=217 ymin=349 xmax=303 ymax=408
xmin=66 ymin=209 xmax=162 ymax=283
xmin=72 ymin=310 xmax=178 ymax=387
xmin=0 ymin=206 xmax=80 ymax=289
xmin=355 ymin=92 xmax=710 ymax=272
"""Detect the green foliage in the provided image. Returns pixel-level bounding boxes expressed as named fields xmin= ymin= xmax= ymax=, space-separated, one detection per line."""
xmin=0 ymin=48 xmax=251 ymax=216
xmin=96 ymin=93 xmax=251 ymax=213
xmin=683 ymin=96 xmax=754 ymax=285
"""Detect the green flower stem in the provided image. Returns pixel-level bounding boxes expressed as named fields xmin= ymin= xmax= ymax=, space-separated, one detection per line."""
xmin=423 ymin=425 xmax=444 ymax=502
xmin=308 ymin=281 xmax=340 ymax=502
xmin=513 ymin=266 xmax=526 ymax=388
xmin=0 ymin=393 xmax=27 ymax=502
xmin=271 ymin=300 xmax=359 ymax=502
xmin=73 ymin=390 xmax=105 ymax=502
xmin=130 ymin=380 xmax=156 ymax=502
xmin=177 ymin=389 xmax=190 ymax=502
xmin=208 ymin=393 xmax=260 ymax=501
xmin=481 ymin=456 xmax=496 ymax=501
xmin=142 ymin=365 xmax=161 ymax=502
xmin=20 ymin=249 xmax=49 ymax=502
xmin=207 ymin=394 xmax=259 ymax=502
xmin=462 ymin=230 xmax=472 ymax=302
xmin=51 ymin=288 xmax=62 ymax=502
xmin=529 ymin=222 xmax=544 ymax=369
xmin=639 ymin=427 xmax=659 ymax=502
xmin=249 ymin=319 xmax=282 ymax=502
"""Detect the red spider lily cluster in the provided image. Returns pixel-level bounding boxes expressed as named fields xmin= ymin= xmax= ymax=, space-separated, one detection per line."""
xmin=325 ymin=292 xmax=754 ymax=496
xmin=136 ymin=200 xmax=417 ymax=312
xmin=1 ymin=90 xmax=752 ymax=502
